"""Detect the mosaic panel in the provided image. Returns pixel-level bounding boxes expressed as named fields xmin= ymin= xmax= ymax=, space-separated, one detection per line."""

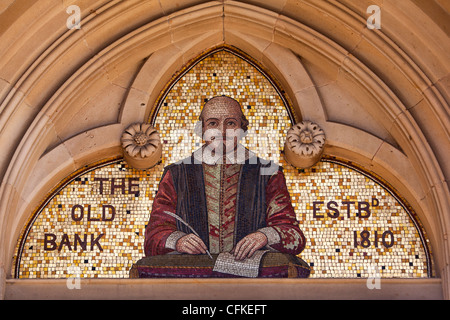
xmin=14 ymin=49 xmax=430 ymax=279
xmin=284 ymin=159 xmax=429 ymax=278
xmin=15 ymin=161 xmax=163 ymax=278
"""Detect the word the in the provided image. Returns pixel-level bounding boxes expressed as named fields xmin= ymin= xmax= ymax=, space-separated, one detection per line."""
xmin=312 ymin=198 xmax=379 ymax=219
xmin=94 ymin=177 xmax=140 ymax=196
xmin=354 ymin=230 xmax=394 ymax=248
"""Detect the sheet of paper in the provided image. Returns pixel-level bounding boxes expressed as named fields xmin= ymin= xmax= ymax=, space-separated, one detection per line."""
xmin=212 ymin=250 xmax=268 ymax=277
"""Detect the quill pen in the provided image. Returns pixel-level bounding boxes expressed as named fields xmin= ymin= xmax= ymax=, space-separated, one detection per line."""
xmin=163 ymin=210 xmax=213 ymax=259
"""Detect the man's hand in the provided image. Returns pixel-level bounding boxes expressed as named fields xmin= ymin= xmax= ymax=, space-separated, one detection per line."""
xmin=232 ymin=232 xmax=268 ymax=260
xmin=176 ymin=234 xmax=208 ymax=255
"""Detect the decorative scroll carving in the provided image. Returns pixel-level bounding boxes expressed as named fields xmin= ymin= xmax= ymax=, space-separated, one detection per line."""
xmin=121 ymin=123 xmax=162 ymax=169
xmin=284 ymin=121 xmax=326 ymax=169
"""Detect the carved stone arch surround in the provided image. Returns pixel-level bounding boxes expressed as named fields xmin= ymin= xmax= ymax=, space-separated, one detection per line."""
xmin=0 ymin=1 xmax=448 ymax=299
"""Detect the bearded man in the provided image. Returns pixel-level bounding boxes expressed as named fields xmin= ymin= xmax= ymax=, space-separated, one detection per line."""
xmin=144 ymin=96 xmax=305 ymax=262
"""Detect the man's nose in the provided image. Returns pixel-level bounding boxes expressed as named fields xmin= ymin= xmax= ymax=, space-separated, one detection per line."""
xmin=218 ymin=123 xmax=226 ymax=136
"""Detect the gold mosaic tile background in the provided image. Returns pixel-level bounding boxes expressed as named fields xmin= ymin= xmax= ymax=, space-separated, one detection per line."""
xmin=15 ymin=162 xmax=164 ymax=278
xmin=152 ymin=49 xmax=291 ymax=165
xmin=284 ymin=159 xmax=429 ymax=278
xmin=14 ymin=49 xmax=430 ymax=279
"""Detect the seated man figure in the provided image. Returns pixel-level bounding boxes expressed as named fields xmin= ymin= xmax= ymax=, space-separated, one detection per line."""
xmin=144 ymin=96 xmax=306 ymax=266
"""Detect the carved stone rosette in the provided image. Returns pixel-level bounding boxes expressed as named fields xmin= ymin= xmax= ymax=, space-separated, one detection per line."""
xmin=284 ymin=121 xmax=326 ymax=169
xmin=121 ymin=123 xmax=162 ymax=170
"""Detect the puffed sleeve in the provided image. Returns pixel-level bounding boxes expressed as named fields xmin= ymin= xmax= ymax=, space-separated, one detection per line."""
xmin=258 ymin=169 xmax=306 ymax=255
xmin=144 ymin=170 xmax=186 ymax=256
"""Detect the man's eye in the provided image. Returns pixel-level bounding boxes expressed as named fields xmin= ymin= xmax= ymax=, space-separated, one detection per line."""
xmin=227 ymin=121 xmax=236 ymax=126
xmin=207 ymin=121 xmax=217 ymax=127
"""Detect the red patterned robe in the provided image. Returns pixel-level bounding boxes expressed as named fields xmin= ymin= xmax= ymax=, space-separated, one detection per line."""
xmin=144 ymin=149 xmax=306 ymax=257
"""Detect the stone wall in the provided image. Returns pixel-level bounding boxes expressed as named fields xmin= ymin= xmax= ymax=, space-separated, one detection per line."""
xmin=0 ymin=0 xmax=448 ymax=299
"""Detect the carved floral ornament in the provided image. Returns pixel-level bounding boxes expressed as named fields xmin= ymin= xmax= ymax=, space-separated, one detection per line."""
xmin=121 ymin=123 xmax=162 ymax=170
xmin=284 ymin=121 xmax=326 ymax=169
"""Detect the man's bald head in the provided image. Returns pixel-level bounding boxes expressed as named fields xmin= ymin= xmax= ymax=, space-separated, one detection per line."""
xmin=199 ymin=96 xmax=249 ymax=132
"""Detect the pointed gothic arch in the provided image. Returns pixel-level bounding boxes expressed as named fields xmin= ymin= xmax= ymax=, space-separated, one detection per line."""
xmin=0 ymin=1 xmax=447 ymax=299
